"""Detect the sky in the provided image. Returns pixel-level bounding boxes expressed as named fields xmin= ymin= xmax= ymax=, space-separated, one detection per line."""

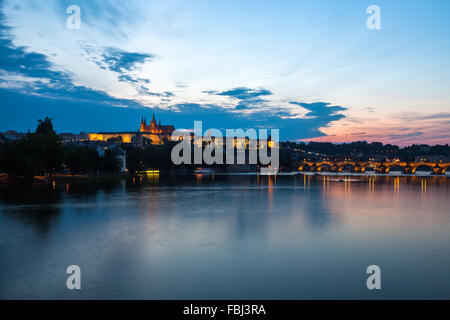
xmin=0 ymin=0 xmax=449 ymax=146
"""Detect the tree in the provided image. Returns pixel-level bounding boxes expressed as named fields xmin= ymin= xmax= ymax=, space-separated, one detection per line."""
xmin=29 ymin=117 xmax=63 ymax=176
xmin=102 ymin=149 xmax=121 ymax=173
xmin=126 ymin=147 xmax=145 ymax=175
xmin=63 ymin=145 xmax=100 ymax=174
xmin=106 ymin=136 xmax=123 ymax=144
xmin=0 ymin=117 xmax=62 ymax=178
xmin=279 ymin=148 xmax=294 ymax=170
xmin=36 ymin=117 xmax=55 ymax=134
xmin=0 ymin=137 xmax=35 ymax=178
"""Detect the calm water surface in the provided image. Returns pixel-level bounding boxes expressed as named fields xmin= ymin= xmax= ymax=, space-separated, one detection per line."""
xmin=0 ymin=173 xmax=449 ymax=299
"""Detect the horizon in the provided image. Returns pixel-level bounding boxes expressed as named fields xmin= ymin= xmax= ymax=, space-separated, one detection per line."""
xmin=0 ymin=0 xmax=449 ymax=147
xmin=2 ymin=115 xmax=450 ymax=149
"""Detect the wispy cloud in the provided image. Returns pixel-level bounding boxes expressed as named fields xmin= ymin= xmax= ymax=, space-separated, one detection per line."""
xmin=306 ymin=112 xmax=450 ymax=146
xmin=215 ymin=87 xmax=272 ymax=100
xmin=97 ymin=47 xmax=153 ymax=73
xmin=137 ymin=86 xmax=173 ymax=98
xmin=205 ymin=87 xmax=273 ymax=111
xmin=290 ymin=102 xmax=346 ymax=120
xmin=81 ymin=43 xmax=153 ymax=88
xmin=0 ymin=7 xmax=348 ymax=141
xmin=400 ymin=112 xmax=450 ymax=121
xmin=1 ymin=0 xmax=448 ymax=146
xmin=0 ymin=9 xmax=143 ymax=108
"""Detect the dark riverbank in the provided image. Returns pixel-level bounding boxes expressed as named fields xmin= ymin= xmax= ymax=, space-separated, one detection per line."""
xmin=0 ymin=173 xmax=128 ymax=184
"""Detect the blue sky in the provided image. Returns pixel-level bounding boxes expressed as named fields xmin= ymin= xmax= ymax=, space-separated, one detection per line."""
xmin=0 ymin=0 xmax=449 ymax=145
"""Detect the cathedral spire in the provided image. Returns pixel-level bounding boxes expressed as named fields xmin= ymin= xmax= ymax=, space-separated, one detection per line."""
xmin=140 ymin=116 xmax=145 ymax=132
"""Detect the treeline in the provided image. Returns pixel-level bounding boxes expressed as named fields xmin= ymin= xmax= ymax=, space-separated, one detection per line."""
xmin=124 ymin=143 xmax=179 ymax=175
xmin=0 ymin=118 xmax=121 ymax=178
xmin=400 ymin=144 xmax=450 ymax=161
xmin=63 ymin=145 xmax=121 ymax=174
xmin=124 ymin=142 xmax=284 ymax=173
xmin=281 ymin=141 xmax=450 ymax=161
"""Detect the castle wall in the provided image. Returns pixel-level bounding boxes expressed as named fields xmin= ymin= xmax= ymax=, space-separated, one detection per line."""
xmin=88 ymin=133 xmax=135 ymax=143
xmin=88 ymin=117 xmax=175 ymax=145
xmin=87 ymin=132 xmax=171 ymax=145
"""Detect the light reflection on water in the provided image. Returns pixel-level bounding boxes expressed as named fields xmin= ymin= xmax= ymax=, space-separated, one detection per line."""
xmin=0 ymin=173 xmax=449 ymax=299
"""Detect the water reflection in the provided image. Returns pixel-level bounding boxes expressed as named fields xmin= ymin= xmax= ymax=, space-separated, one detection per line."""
xmin=0 ymin=173 xmax=449 ymax=299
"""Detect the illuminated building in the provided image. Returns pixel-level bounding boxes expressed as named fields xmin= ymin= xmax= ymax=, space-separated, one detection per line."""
xmin=88 ymin=114 xmax=175 ymax=145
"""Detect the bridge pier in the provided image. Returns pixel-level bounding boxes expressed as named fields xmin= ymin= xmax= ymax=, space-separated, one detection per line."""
xmin=297 ymin=161 xmax=450 ymax=175
xmin=403 ymin=167 xmax=413 ymax=174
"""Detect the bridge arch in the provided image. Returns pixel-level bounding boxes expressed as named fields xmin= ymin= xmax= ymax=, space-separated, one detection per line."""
xmin=315 ymin=161 xmax=336 ymax=172
xmin=438 ymin=163 xmax=450 ymax=174
xmin=299 ymin=162 xmax=315 ymax=172
xmin=411 ymin=162 xmax=436 ymax=174
xmin=360 ymin=161 xmax=380 ymax=173
xmin=336 ymin=161 xmax=357 ymax=172
xmin=385 ymin=164 xmax=405 ymax=173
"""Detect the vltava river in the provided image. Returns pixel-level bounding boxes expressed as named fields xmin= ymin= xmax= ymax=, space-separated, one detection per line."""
xmin=0 ymin=173 xmax=449 ymax=299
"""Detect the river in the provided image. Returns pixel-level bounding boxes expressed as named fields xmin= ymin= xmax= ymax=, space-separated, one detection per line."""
xmin=0 ymin=173 xmax=449 ymax=299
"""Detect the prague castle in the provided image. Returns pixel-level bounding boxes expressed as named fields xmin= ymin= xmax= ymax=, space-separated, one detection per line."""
xmin=139 ymin=114 xmax=175 ymax=136
xmin=88 ymin=114 xmax=175 ymax=145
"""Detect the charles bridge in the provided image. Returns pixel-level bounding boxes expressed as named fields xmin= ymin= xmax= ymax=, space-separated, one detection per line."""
xmin=298 ymin=160 xmax=450 ymax=175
